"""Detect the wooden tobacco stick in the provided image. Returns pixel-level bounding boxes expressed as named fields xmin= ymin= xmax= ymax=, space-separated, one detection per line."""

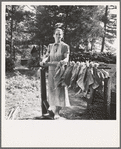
xmin=7 ymin=106 xmax=20 ymax=120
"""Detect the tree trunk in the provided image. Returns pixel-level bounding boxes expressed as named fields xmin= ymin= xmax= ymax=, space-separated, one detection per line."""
xmin=101 ymin=5 xmax=108 ymax=52
xmin=101 ymin=37 xmax=105 ymax=52
xmin=90 ymin=39 xmax=94 ymax=51
xmin=10 ymin=5 xmax=14 ymax=58
xmin=13 ymin=46 xmax=15 ymax=61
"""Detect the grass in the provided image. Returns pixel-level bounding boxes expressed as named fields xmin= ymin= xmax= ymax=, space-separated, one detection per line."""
xmin=5 ymin=70 xmax=42 ymax=119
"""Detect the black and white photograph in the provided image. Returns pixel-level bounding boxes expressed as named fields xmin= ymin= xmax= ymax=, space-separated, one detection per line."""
xmin=2 ymin=1 xmax=120 ymax=148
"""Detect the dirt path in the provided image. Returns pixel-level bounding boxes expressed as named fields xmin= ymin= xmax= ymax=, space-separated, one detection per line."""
xmin=59 ymin=89 xmax=104 ymax=120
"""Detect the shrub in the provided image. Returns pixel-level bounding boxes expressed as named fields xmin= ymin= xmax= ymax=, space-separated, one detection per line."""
xmin=6 ymin=57 xmax=15 ymax=72
xmin=70 ymin=51 xmax=116 ymax=64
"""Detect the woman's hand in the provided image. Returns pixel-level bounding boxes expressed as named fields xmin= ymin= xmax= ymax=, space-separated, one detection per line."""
xmin=39 ymin=62 xmax=45 ymax=66
xmin=86 ymin=60 xmax=90 ymax=67
xmin=60 ymin=60 xmax=67 ymax=65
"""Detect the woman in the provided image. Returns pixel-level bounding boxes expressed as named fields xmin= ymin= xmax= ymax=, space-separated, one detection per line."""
xmin=40 ymin=28 xmax=70 ymax=119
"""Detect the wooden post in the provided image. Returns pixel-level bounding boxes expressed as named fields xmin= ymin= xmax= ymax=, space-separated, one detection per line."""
xmin=107 ymin=76 xmax=112 ymax=119
xmin=89 ymin=86 xmax=95 ymax=104
xmin=103 ymin=78 xmax=108 ymax=119
xmin=40 ymin=68 xmax=48 ymax=115
xmin=103 ymin=77 xmax=111 ymax=119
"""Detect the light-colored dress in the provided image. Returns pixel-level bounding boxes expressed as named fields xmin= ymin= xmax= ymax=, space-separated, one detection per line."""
xmin=45 ymin=41 xmax=70 ymax=107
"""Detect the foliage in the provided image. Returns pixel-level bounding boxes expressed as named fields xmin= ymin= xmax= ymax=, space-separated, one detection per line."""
xmin=32 ymin=5 xmax=117 ymax=52
xmin=6 ymin=57 xmax=15 ymax=72
xmin=31 ymin=6 xmax=104 ymax=46
xmin=6 ymin=6 xmax=25 ymax=44
xmin=100 ymin=5 xmax=117 ymax=52
xmin=5 ymin=5 xmax=117 ymax=58
xmin=6 ymin=71 xmax=40 ymax=91
xmin=21 ymin=46 xmax=31 ymax=59
xmin=26 ymin=58 xmax=40 ymax=68
xmin=5 ymin=71 xmax=41 ymax=119
xmin=70 ymin=51 xmax=116 ymax=64
xmin=105 ymin=5 xmax=117 ymax=40
xmin=6 ymin=5 xmax=35 ymax=58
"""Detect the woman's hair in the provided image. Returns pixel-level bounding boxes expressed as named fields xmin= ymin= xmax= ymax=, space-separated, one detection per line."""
xmin=53 ymin=28 xmax=64 ymax=35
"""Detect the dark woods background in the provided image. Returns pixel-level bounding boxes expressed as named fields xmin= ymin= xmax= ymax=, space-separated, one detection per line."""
xmin=5 ymin=5 xmax=117 ymax=71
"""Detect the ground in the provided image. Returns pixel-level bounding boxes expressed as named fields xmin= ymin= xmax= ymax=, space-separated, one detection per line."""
xmin=5 ymin=63 xmax=116 ymax=120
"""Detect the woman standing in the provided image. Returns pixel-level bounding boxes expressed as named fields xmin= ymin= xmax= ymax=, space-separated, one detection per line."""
xmin=40 ymin=28 xmax=70 ymax=119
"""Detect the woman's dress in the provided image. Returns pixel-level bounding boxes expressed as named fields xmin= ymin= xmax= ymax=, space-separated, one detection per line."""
xmin=47 ymin=41 xmax=70 ymax=107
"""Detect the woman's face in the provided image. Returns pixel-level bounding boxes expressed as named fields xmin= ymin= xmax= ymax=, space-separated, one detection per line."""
xmin=53 ymin=30 xmax=63 ymax=42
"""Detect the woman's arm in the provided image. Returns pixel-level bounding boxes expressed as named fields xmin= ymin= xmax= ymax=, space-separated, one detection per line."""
xmin=60 ymin=44 xmax=70 ymax=64
xmin=43 ymin=61 xmax=58 ymax=67
xmin=61 ymin=52 xmax=69 ymax=63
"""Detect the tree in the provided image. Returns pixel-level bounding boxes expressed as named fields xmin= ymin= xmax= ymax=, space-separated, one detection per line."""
xmin=100 ymin=5 xmax=117 ymax=52
xmin=31 ymin=6 xmax=59 ymax=55
xmin=55 ymin=6 xmax=105 ymax=51
xmin=27 ymin=5 xmax=106 ymax=54
xmin=6 ymin=5 xmax=27 ymax=59
xmin=6 ymin=4 xmax=117 ymax=59
xmin=101 ymin=5 xmax=108 ymax=52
